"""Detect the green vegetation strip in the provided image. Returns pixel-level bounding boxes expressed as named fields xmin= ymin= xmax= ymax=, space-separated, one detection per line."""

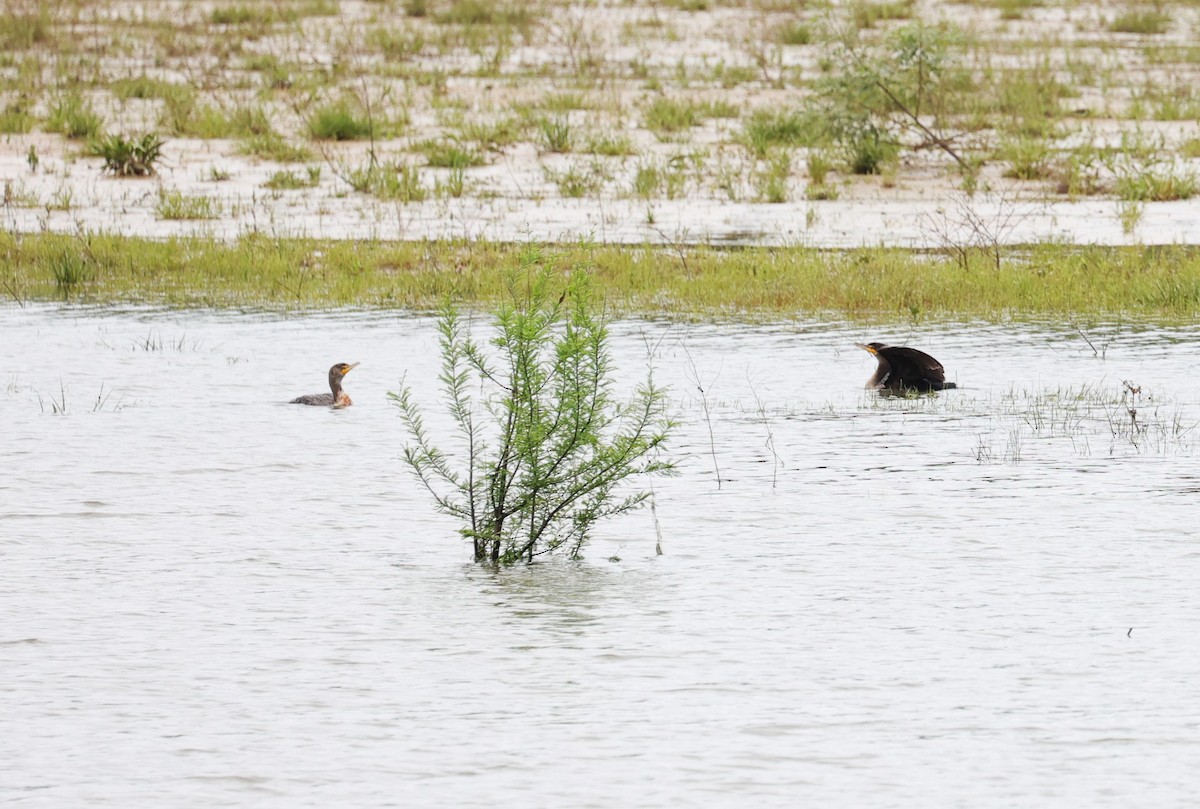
xmin=3 ymin=232 xmax=1200 ymax=319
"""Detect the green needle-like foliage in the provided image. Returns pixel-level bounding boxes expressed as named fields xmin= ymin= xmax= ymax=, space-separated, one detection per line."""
xmin=392 ymin=249 xmax=675 ymax=565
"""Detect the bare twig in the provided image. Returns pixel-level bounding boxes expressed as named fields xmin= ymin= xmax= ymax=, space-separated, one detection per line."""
xmin=682 ymin=343 xmax=721 ymax=489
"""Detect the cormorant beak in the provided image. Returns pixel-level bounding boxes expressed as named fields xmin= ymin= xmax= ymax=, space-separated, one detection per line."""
xmin=854 ymin=343 xmax=877 ymax=355
xmin=346 ymin=362 xmax=360 ymax=373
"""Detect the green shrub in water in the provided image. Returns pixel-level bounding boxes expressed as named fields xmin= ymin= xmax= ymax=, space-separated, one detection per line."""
xmin=392 ymin=250 xmax=675 ymax=564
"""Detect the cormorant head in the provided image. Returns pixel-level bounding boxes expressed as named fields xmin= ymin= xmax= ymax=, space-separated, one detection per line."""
xmin=328 ymin=362 xmax=360 ymax=385
xmin=855 ymin=342 xmax=888 ymax=355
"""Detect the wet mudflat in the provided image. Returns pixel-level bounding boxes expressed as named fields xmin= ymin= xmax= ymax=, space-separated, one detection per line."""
xmin=3 ymin=305 xmax=1199 ymax=806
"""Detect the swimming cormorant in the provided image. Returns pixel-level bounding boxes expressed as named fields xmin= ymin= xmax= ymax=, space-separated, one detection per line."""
xmin=856 ymin=343 xmax=955 ymax=393
xmin=291 ymin=362 xmax=359 ymax=407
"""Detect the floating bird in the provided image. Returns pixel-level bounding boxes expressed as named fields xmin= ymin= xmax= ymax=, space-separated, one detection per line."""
xmin=855 ymin=342 xmax=955 ymax=393
xmin=290 ymin=362 xmax=359 ymax=407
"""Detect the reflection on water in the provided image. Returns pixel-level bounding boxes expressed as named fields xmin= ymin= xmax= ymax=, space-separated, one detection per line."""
xmin=3 ymin=305 xmax=1200 ymax=806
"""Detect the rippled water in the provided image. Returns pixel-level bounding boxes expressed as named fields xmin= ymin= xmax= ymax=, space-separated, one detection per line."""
xmin=4 ymin=305 xmax=1200 ymax=806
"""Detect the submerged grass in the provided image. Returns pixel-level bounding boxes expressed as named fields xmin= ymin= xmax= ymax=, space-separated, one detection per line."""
xmin=3 ymin=234 xmax=1200 ymax=319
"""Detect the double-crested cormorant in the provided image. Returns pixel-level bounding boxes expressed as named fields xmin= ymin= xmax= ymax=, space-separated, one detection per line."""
xmin=291 ymin=362 xmax=359 ymax=407
xmin=856 ymin=342 xmax=955 ymax=393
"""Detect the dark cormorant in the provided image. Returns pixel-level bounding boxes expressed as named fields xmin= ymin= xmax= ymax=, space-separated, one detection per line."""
xmin=291 ymin=362 xmax=359 ymax=407
xmin=856 ymin=343 xmax=955 ymax=393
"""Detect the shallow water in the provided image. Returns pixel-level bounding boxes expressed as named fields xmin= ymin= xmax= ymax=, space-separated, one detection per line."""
xmin=3 ymin=305 xmax=1200 ymax=807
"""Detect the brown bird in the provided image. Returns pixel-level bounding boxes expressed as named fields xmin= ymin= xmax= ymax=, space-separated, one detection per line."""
xmin=856 ymin=343 xmax=955 ymax=393
xmin=290 ymin=362 xmax=360 ymax=407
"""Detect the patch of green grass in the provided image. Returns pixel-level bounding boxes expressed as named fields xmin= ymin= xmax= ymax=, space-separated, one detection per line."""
xmin=537 ymin=115 xmax=573 ymax=152
xmin=741 ymin=109 xmax=819 ymax=158
xmin=807 ymin=150 xmax=835 ymax=186
xmin=643 ymin=97 xmax=699 ymax=136
xmin=0 ymin=8 xmax=53 ymax=49
xmin=776 ymin=22 xmax=812 ymax=45
xmin=632 ymin=158 xmax=687 ymax=200
xmin=90 ymin=133 xmax=165 ymax=176
xmin=1108 ymin=9 xmax=1171 ymax=35
xmin=851 ymin=0 xmax=915 ymax=29
xmin=805 ymin=182 xmax=839 ymax=201
xmin=991 ymin=68 xmax=1070 ymax=138
xmin=48 ymin=249 xmax=90 ymax=295
xmin=309 ymin=100 xmax=376 ymax=141
xmin=709 ymin=62 xmax=759 ymax=88
xmin=2 ymin=180 xmax=40 ymax=207
xmin=240 ymin=132 xmax=314 ymax=163
xmin=459 ymin=115 xmax=527 ymax=152
xmin=433 ymin=0 xmax=534 ymax=33
xmin=754 ymin=151 xmax=792 ymax=203
xmin=1129 ymin=79 xmax=1200 ymax=121
xmin=844 ymin=127 xmax=899 ymax=175
xmin=242 ymin=54 xmax=298 ymax=90
xmin=263 ymin=167 xmax=321 ymax=190
xmin=0 ymin=98 xmax=35 ymax=134
xmin=7 ymin=234 xmax=1200 ymax=318
xmin=994 ymin=0 xmax=1043 ymax=20
xmin=155 ymin=189 xmax=222 ymax=220
xmin=1114 ymin=164 xmax=1198 ymax=202
xmin=418 ymin=139 xmax=485 ymax=168
xmin=46 ymin=93 xmax=104 ymax=139
xmin=587 ymin=134 xmax=637 ymax=157
xmin=112 ymin=76 xmax=180 ymax=101
xmin=367 ymin=25 xmax=425 ymax=59
xmin=539 ymin=92 xmax=591 ymax=113
xmin=348 ymin=162 xmax=427 ymax=201
xmin=1052 ymin=144 xmax=1106 ymax=197
xmin=210 ymin=5 xmax=278 ymax=26
xmin=544 ymin=162 xmax=608 ymax=198
xmin=997 ymin=135 xmax=1054 ymax=180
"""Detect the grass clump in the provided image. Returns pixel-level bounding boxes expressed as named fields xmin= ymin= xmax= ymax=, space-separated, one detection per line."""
xmin=1108 ymin=9 xmax=1171 ymax=35
xmin=46 ymin=93 xmax=104 ymax=139
xmin=310 ymin=101 xmax=374 ymax=141
xmin=0 ymin=99 xmax=35 ymax=134
xmin=741 ymin=108 xmax=819 ymax=157
xmin=309 ymin=99 xmax=402 ymax=141
xmin=632 ymin=157 xmax=688 ymax=199
xmin=210 ymin=5 xmax=278 ymax=26
xmin=49 ymin=249 xmax=91 ymax=295
xmin=587 ymin=134 xmax=637 ymax=157
xmin=997 ymin=135 xmax=1054 ymax=180
xmin=391 ymin=252 xmax=675 ymax=565
xmin=418 ymin=139 xmax=485 ymax=168
xmin=777 ymin=22 xmax=813 ymax=45
xmin=90 ymin=133 xmax=165 ymax=176
xmin=994 ymin=0 xmax=1043 ymax=20
xmin=544 ymin=162 xmax=607 ymax=198
xmin=240 ymin=132 xmax=314 ymax=163
xmin=112 ymin=76 xmax=179 ymax=101
xmin=367 ymin=25 xmax=425 ymax=59
xmin=537 ymin=115 xmax=573 ymax=152
xmin=155 ymin=190 xmax=221 ymax=220
xmin=851 ymin=0 xmax=915 ymax=29
xmin=0 ymin=8 xmax=53 ymax=49
xmin=1113 ymin=163 xmax=1198 ymax=202
xmin=755 ymin=151 xmax=792 ymax=203
xmin=263 ymin=167 xmax=321 ymax=190
xmin=348 ymin=161 xmax=427 ymax=201
xmin=460 ymin=115 xmax=528 ymax=152
xmin=643 ymin=97 xmax=699 ymax=137
xmin=433 ymin=0 xmax=534 ymax=31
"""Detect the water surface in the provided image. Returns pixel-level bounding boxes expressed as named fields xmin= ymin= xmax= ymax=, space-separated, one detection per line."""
xmin=3 ymin=305 xmax=1199 ymax=806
